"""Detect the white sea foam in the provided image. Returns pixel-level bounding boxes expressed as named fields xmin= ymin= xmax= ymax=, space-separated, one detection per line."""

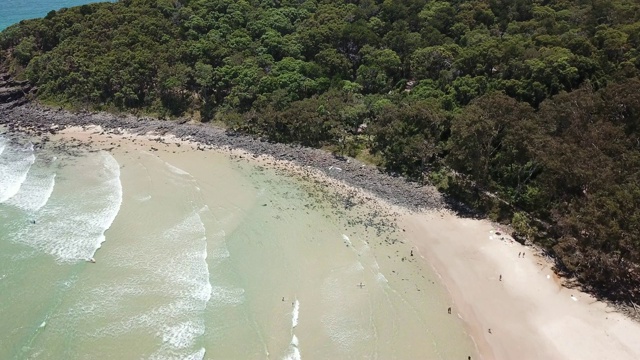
xmin=74 ymin=210 xmax=214 ymax=319
xmin=0 ymin=142 xmax=35 ymax=203
xmin=146 ymin=346 xmax=205 ymax=360
xmin=370 ymin=259 xmax=380 ymax=271
xmin=145 ymin=211 xmax=213 ymax=357
xmin=165 ymin=161 xmax=191 ymax=176
xmin=342 ymin=234 xmax=353 ymax=247
xmin=322 ymin=314 xmax=367 ymax=350
xmin=163 ymin=210 xmax=206 ymax=239
xmin=7 ymin=151 xmax=122 ymax=261
xmin=196 ymin=244 xmax=213 ymax=303
xmin=136 ymin=194 xmax=152 ymax=202
xmin=66 ymin=282 xmax=146 ymax=319
xmin=376 ymin=273 xmax=388 ymax=283
xmin=161 ymin=321 xmax=204 ymax=349
xmin=4 ymin=149 xmax=58 ymax=212
xmin=347 ymin=261 xmax=365 ymax=272
xmin=158 ymin=212 xmax=213 ymax=301
xmin=1 ymin=145 xmax=224 ymax=359
xmin=183 ymin=348 xmax=206 ymax=360
xmin=6 ymin=172 xmax=56 ymax=212
xmin=292 ymin=299 xmax=300 ymax=328
xmin=211 ymin=245 xmax=231 ymax=259
xmin=282 ymin=335 xmax=301 ymax=360
xmin=210 ymin=228 xmax=226 ymax=238
xmin=210 ymin=285 xmax=245 ymax=305
xmin=75 ymin=214 xmax=213 ymax=357
xmin=287 ymin=346 xmax=301 ymax=360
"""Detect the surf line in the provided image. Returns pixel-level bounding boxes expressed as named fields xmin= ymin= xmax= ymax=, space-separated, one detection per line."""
xmin=282 ymin=298 xmax=301 ymax=360
xmin=292 ymin=298 xmax=300 ymax=328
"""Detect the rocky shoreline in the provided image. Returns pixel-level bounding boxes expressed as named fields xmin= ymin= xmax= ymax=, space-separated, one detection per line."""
xmin=0 ymin=73 xmax=33 ymax=109
xmin=0 ymin=102 xmax=449 ymax=212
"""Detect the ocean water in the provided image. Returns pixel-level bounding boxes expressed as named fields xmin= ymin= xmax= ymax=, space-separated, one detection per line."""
xmin=0 ymin=128 xmax=476 ymax=359
xmin=0 ymin=0 xmax=115 ymax=31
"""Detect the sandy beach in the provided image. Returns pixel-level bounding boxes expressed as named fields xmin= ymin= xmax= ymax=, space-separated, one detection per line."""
xmin=403 ymin=210 xmax=640 ymax=360
xmin=4 ymin=105 xmax=640 ymax=358
xmin=57 ymin=124 xmax=640 ymax=360
xmin=49 ymin=125 xmax=477 ymax=359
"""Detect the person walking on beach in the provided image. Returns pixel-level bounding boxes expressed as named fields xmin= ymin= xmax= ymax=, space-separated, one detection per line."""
xmin=499 ymin=274 xmax=502 ymax=281
xmin=448 ymin=307 xmax=451 ymax=314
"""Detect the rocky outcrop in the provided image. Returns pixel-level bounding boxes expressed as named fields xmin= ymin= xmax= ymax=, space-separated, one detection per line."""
xmin=0 ymin=72 xmax=33 ymax=109
xmin=0 ymin=103 xmax=447 ymax=211
xmin=0 ymin=71 xmax=456 ymax=213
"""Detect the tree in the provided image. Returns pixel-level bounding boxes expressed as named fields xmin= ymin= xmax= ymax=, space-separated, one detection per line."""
xmin=411 ymin=45 xmax=457 ymax=81
xmin=448 ymin=92 xmax=540 ymax=204
xmin=370 ymin=100 xmax=446 ymax=178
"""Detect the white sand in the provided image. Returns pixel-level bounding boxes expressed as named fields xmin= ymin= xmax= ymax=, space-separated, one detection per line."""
xmin=402 ymin=209 xmax=640 ymax=360
xmin=57 ymin=125 xmax=640 ymax=360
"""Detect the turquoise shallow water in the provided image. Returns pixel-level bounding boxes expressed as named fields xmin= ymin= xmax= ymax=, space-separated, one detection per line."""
xmin=0 ymin=0 xmax=114 ymax=31
xmin=0 ymin=128 xmax=476 ymax=359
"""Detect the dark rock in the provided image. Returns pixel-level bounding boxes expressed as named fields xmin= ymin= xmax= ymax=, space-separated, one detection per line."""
xmin=0 ymin=102 xmax=445 ymax=211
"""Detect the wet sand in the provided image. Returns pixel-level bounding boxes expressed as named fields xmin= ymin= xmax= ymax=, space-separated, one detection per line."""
xmin=23 ymin=123 xmax=640 ymax=359
xmin=51 ymin=126 xmax=476 ymax=359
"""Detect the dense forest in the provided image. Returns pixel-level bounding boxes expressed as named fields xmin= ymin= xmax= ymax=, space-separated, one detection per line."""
xmin=1 ymin=0 xmax=639 ymax=303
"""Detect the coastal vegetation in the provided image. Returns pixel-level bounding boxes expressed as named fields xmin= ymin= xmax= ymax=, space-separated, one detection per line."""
xmin=1 ymin=0 xmax=639 ymax=303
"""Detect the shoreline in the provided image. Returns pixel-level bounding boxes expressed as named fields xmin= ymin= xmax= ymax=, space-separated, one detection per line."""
xmin=0 ymin=103 xmax=445 ymax=211
xmin=403 ymin=210 xmax=640 ymax=359
xmin=51 ymin=124 xmax=478 ymax=358
xmin=3 ymin=103 xmax=640 ymax=359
